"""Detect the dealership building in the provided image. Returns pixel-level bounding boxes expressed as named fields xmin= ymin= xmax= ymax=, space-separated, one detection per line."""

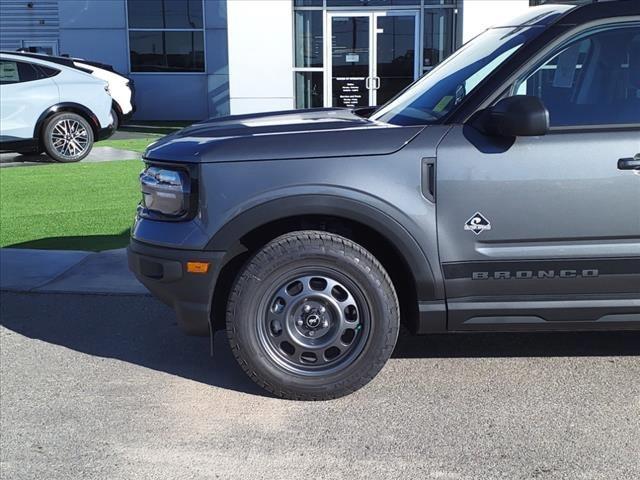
xmin=0 ymin=0 xmax=594 ymax=120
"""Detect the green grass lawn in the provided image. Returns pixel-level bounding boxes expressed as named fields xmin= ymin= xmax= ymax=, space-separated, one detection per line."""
xmin=98 ymin=136 xmax=162 ymax=154
xmin=1 ymin=160 xmax=142 ymax=251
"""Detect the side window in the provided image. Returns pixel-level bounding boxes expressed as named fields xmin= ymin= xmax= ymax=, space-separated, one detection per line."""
xmin=0 ymin=60 xmax=44 ymax=85
xmin=38 ymin=65 xmax=60 ymax=78
xmin=0 ymin=61 xmax=21 ymax=84
xmin=512 ymin=24 xmax=640 ymax=127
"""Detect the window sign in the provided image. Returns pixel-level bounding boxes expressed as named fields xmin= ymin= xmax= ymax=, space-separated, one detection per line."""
xmin=0 ymin=62 xmax=19 ymax=83
xmin=335 ymin=78 xmax=366 ymax=108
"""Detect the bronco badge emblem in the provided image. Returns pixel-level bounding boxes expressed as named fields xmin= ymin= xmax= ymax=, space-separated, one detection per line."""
xmin=464 ymin=212 xmax=491 ymax=235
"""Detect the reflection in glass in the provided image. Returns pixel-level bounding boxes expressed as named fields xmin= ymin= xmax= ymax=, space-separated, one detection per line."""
xmin=295 ymin=11 xmax=323 ymax=68
xmin=128 ymin=0 xmax=203 ymax=29
xmin=327 ymin=0 xmax=419 ymax=5
xmin=296 ymin=72 xmax=324 ymax=108
xmin=373 ymin=27 xmax=539 ymax=125
xmin=424 ymin=0 xmax=456 ymax=5
xmin=376 ymin=15 xmax=416 ymax=105
xmin=331 ymin=16 xmax=370 ymax=108
xmin=423 ymin=9 xmax=455 ymax=70
xmin=129 ymin=32 xmax=205 ymax=72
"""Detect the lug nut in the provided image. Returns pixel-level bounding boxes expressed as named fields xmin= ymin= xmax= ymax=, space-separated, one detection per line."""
xmin=296 ymin=319 xmax=303 ymax=326
xmin=319 ymin=306 xmax=326 ymax=314
xmin=322 ymin=320 xmax=329 ymax=328
xmin=303 ymin=305 xmax=312 ymax=313
xmin=309 ymin=331 xmax=315 ymax=336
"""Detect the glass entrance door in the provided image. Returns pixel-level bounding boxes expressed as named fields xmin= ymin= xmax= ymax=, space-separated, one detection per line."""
xmin=375 ymin=12 xmax=419 ymax=105
xmin=328 ymin=13 xmax=372 ymax=109
xmin=326 ymin=11 xmax=419 ymax=109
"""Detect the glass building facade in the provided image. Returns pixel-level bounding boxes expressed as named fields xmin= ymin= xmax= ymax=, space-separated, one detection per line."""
xmin=293 ymin=0 xmax=461 ymax=109
xmin=0 ymin=0 xmax=562 ymax=120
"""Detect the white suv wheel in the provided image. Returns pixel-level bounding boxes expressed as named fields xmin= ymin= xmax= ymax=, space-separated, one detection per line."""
xmin=43 ymin=112 xmax=94 ymax=163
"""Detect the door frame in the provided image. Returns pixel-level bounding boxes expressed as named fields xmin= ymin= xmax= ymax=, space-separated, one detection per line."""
xmin=324 ymin=10 xmax=420 ymax=108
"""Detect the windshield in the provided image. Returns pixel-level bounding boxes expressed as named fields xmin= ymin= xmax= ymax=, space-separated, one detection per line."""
xmin=371 ymin=27 xmax=543 ymax=126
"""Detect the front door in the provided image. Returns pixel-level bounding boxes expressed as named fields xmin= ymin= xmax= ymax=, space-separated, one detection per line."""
xmin=436 ymin=21 xmax=640 ymax=329
xmin=326 ymin=11 xmax=419 ymax=109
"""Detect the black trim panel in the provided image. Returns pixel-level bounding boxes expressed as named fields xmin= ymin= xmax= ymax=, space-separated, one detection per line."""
xmin=448 ymin=295 xmax=640 ymax=332
xmin=416 ymin=301 xmax=447 ymax=334
xmin=128 ymin=239 xmax=226 ymax=336
xmin=98 ymin=125 xmax=115 ymax=141
xmin=443 ymin=258 xmax=640 ymax=280
xmin=0 ymin=138 xmax=38 ymax=153
xmin=205 ymin=194 xmax=441 ymax=301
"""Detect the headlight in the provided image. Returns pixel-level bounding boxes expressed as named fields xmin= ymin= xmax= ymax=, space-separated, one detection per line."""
xmin=139 ymin=165 xmax=193 ymax=220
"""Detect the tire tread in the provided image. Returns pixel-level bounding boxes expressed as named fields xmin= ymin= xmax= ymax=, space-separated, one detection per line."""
xmin=226 ymin=230 xmax=399 ymax=401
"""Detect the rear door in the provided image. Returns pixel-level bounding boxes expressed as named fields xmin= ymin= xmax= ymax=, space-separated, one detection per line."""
xmin=436 ymin=21 xmax=640 ymax=329
xmin=0 ymin=59 xmax=58 ymax=140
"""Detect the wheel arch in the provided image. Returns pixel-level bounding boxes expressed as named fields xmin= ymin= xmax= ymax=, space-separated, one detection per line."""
xmin=34 ymin=103 xmax=101 ymax=145
xmin=208 ymin=194 xmax=443 ymax=334
xmin=111 ymin=100 xmax=123 ymax=125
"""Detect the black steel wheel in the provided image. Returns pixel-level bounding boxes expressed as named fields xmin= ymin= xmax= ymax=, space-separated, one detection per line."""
xmin=259 ymin=270 xmax=370 ymax=375
xmin=226 ymin=231 xmax=400 ymax=400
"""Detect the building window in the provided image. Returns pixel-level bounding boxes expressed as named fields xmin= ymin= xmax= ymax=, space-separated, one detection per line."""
xmin=127 ymin=0 xmax=205 ymax=73
xmin=293 ymin=9 xmax=324 ymax=107
xmin=529 ymin=0 xmax=597 ymax=5
xmin=295 ymin=71 xmax=324 ymax=108
xmin=423 ymin=8 xmax=456 ymax=72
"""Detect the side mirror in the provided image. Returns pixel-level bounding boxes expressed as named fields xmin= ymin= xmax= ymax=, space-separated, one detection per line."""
xmin=472 ymin=95 xmax=550 ymax=137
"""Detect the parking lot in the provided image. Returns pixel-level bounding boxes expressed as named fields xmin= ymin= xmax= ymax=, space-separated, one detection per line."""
xmin=1 ymin=291 xmax=638 ymax=480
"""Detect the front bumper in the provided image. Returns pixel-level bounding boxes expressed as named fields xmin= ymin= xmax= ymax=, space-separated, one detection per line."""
xmin=121 ymin=107 xmax=135 ymax=124
xmin=128 ymin=240 xmax=226 ymax=336
xmin=98 ymin=123 xmax=116 ymax=141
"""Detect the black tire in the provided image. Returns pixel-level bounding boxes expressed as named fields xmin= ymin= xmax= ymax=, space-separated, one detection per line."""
xmin=42 ymin=112 xmax=94 ymax=163
xmin=110 ymin=108 xmax=120 ymax=131
xmin=226 ymin=231 xmax=400 ymax=400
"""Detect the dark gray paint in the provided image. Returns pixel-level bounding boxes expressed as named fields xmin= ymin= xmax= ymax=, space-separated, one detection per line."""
xmin=437 ymin=126 xmax=640 ymax=299
xmin=131 ymin=3 xmax=640 ymax=334
xmin=144 ymin=109 xmax=424 ymax=163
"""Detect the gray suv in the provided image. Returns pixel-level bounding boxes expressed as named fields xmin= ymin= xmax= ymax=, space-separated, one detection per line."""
xmin=129 ymin=1 xmax=640 ymax=400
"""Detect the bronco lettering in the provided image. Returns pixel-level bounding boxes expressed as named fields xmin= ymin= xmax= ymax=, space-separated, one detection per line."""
xmin=472 ymin=269 xmax=600 ymax=280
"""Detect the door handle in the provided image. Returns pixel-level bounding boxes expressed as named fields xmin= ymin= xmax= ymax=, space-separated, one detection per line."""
xmin=421 ymin=158 xmax=436 ymax=203
xmin=365 ymin=77 xmax=372 ymax=90
xmin=618 ymin=154 xmax=640 ymax=171
xmin=374 ymin=77 xmax=381 ymax=90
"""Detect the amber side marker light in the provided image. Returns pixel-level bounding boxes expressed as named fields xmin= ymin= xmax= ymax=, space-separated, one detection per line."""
xmin=186 ymin=262 xmax=210 ymax=274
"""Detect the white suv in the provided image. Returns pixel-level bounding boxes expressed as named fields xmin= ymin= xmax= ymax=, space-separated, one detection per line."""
xmin=0 ymin=52 xmax=114 ymax=162
xmin=13 ymin=50 xmax=136 ymax=130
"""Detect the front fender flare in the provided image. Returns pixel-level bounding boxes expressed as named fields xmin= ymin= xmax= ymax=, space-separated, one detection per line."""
xmin=205 ymin=194 xmax=441 ymax=301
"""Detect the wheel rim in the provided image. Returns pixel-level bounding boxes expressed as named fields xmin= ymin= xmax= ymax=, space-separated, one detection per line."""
xmin=50 ymin=119 xmax=89 ymax=159
xmin=258 ymin=269 xmax=370 ymax=376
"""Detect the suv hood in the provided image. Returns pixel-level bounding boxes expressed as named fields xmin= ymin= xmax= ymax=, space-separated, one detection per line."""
xmin=144 ymin=108 xmax=424 ymax=163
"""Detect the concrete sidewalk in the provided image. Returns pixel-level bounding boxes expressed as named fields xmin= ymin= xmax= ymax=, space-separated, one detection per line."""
xmin=0 ymin=146 xmax=140 ymax=168
xmin=0 ymin=248 xmax=148 ymax=295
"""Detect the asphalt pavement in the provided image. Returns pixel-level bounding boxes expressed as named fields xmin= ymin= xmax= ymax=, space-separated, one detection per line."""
xmin=1 ymin=291 xmax=639 ymax=480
